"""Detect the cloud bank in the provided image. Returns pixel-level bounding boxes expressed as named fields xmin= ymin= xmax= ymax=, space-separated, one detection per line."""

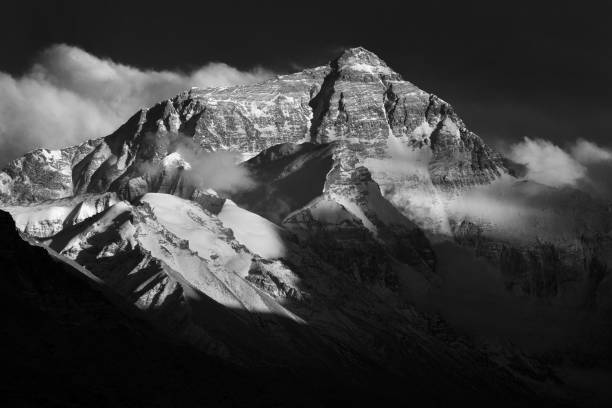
xmin=0 ymin=44 xmax=273 ymax=166
xmin=508 ymin=137 xmax=587 ymax=187
xmin=134 ymin=132 xmax=256 ymax=197
xmin=570 ymin=138 xmax=612 ymax=164
xmin=177 ymin=148 xmax=256 ymax=194
xmin=445 ymin=137 xmax=612 ymax=242
xmin=505 ymin=137 xmax=612 ymax=198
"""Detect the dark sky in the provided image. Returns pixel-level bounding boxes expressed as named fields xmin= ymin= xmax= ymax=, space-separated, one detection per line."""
xmin=2 ymin=1 xmax=611 ymax=149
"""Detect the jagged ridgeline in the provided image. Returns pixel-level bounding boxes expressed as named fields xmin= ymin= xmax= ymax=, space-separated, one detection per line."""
xmin=1 ymin=47 xmax=611 ymax=406
xmin=0 ymin=47 xmax=504 ymax=202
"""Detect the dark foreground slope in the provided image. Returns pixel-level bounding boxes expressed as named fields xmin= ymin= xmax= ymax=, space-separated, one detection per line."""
xmin=0 ymin=210 xmax=252 ymax=407
xmin=0 ymin=210 xmax=386 ymax=407
xmin=0 ymin=209 xmax=565 ymax=407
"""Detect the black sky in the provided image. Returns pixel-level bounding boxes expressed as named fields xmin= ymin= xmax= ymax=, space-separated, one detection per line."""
xmin=2 ymin=1 xmax=611 ymax=149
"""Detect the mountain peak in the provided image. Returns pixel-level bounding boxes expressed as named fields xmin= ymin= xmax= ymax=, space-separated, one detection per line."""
xmin=338 ymin=46 xmax=381 ymax=60
xmin=333 ymin=47 xmax=399 ymax=78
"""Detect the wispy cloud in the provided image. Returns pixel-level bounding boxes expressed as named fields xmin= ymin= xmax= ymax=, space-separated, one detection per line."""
xmin=508 ymin=137 xmax=587 ymax=188
xmin=172 ymin=136 xmax=256 ymax=194
xmin=0 ymin=44 xmax=273 ymax=166
xmin=570 ymin=138 xmax=612 ymax=164
xmin=504 ymin=136 xmax=612 ymax=198
xmin=135 ymin=132 xmax=256 ymax=196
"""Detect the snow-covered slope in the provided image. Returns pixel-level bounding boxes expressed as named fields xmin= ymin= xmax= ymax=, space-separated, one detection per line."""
xmin=3 ymin=192 xmax=118 ymax=237
xmin=217 ymin=199 xmax=286 ymax=258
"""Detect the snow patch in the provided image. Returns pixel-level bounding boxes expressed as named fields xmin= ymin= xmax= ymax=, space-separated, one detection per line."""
xmin=218 ymin=199 xmax=286 ymax=259
xmin=140 ymin=193 xmax=246 ymax=266
xmin=162 ymin=152 xmax=191 ymax=170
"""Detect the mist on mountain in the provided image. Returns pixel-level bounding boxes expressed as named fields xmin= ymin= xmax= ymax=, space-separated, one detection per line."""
xmin=0 ymin=44 xmax=273 ymax=166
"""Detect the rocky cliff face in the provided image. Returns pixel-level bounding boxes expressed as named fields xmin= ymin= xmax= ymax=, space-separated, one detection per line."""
xmin=449 ymin=181 xmax=612 ymax=310
xmin=308 ymin=47 xmax=504 ymax=188
xmin=0 ymin=47 xmax=503 ymax=203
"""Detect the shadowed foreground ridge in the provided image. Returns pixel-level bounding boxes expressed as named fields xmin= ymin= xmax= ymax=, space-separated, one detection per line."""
xmin=0 ymin=210 xmax=264 ymax=407
xmin=0 ymin=209 xmax=553 ymax=406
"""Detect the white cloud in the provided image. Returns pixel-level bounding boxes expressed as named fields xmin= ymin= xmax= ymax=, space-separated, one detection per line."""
xmin=570 ymin=138 xmax=612 ymax=164
xmin=133 ymin=132 xmax=256 ymax=196
xmin=508 ymin=137 xmax=587 ymax=187
xmin=177 ymin=147 xmax=256 ymax=194
xmin=364 ymin=135 xmax=451 ymax=234
xmin=0 ymin=44 xmax=273 ymax=166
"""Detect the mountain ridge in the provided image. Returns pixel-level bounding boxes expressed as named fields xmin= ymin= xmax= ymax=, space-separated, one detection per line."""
xmin=0 ymin=46 xmax=506 ymax=203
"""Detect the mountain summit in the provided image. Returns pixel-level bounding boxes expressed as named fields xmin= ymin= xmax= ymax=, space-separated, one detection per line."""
xmin=334 ymin=46 xmax=401 ymax=77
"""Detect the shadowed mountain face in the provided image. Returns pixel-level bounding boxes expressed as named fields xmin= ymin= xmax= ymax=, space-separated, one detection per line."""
xmin=0 ymin=210 xmax=447 ymax=407
xmin=0 ymin=210 xmax=248 ymax=407
xmin=233 ymin=142 xmax=336 ymax=223
xmin=0 ymin=210 xmax=549 ymax=407
xmin=1 ymin=47 xmax=611 ymax=406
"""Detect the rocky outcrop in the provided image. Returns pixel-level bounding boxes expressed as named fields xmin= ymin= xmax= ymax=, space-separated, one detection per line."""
xmin=307 ymin=47 xmax=504 ymax=189
xmin=453 ymin=217 xmax=612 ymax=308
xmin=0 ymin=140 xmax=100 ymax=203
xmin=2 ymin=192 xmax=118 ymax=237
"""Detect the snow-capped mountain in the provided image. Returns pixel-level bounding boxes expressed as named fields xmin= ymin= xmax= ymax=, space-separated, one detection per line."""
xmin=1 ymin=47 xmax=610 ymax=405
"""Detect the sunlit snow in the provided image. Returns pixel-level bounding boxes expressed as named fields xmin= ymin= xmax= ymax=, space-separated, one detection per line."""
xmin=218 ymin=199 xmax=286 ymax=259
